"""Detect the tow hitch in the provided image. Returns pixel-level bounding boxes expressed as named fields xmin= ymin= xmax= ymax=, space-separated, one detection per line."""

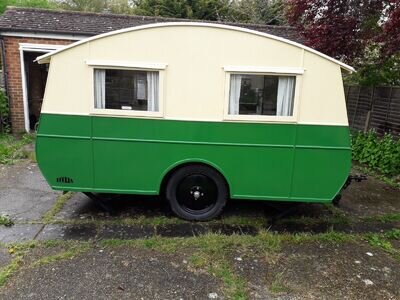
xmin=333 ymin=174 xmax=367 ymax=206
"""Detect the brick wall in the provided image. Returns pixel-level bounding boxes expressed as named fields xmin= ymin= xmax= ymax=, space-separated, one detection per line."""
xmin=2 ymin=36 xmax=73 ymax=132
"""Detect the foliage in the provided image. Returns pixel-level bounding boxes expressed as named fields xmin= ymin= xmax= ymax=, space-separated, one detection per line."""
xmin=132 ymin=0 xmax=233 ymax=21
xmin=1 ymin=0 xmax=288 ymax=25
xmin=351 ymin=130 xmax=400 ymax=176
xmin=344 ymin=50 xmax=400 ymax=86
xmin=380 ymin=0 xmax=400 ymax=57
xmin=0 ymin=90 xmax=10 ymax=134
xmin=287 ymin=0 xmax=400 ymax=86
xmin=0 ymin=0 xmax=54 ymax=14
xmin=0 ymin=215 xmax=13 ymax=227
xmin=228 ymin=0 xmax=287 ymax=25
xmin=0 ymin=134 xmax=35 ymax=164
xmin=286 ymin=0 xmax=384 ymax=63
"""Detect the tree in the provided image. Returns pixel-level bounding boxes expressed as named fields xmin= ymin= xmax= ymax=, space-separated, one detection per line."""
xmin=1 ymin=0 xmax=53 ymax=14
xmin=56 ymin=0 xmax=107 ymax=12
xmin=230 ymin=0 xmax=287 ymax=25
xmin=286 ymin=0 xmax=385 ymax=63
xmin=286 ymin=0 xmax=400 ymax=86
xmin=380 ymin=0 xmax=400 ymax=57
xmin=132 ymin=0 xmax=233 ymax=21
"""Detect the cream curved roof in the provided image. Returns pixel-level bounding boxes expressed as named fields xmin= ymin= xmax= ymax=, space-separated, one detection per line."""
xmin=37 ymin=22 xmax=354 ymax=72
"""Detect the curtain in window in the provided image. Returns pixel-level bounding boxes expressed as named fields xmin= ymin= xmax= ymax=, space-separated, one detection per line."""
xmin=147 ymin=72 xmax=159 ymax=111
xmin=94 ymin=69 xmax=106 ymax=109
xmin=277 ymin=77 xmax=295 ymax=116
xmin=229 ymin=74 xmax=242 ymax=114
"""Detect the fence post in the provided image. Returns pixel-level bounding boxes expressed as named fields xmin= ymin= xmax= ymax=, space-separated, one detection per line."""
xmin=363 ymin=86 xmax=375 ymax=133
xmin=352 ymin=86 xmax=361 ymax=128
xmin=384 ymin=87 xmax=394 ymax=127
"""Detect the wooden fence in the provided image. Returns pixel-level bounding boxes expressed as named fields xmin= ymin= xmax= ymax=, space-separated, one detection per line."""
xmin=345 ymin=86 xmax=400 ymax=137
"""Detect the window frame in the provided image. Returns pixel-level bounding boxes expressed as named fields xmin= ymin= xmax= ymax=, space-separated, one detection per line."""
xmin=88 ymin=60 xmax=166 ymax=118
xmin=223 ymin=66 xmax=303 ymax=123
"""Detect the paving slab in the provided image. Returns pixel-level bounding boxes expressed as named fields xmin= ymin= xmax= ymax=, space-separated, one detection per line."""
xmin=0 ymin=246 xmax=223 ymax=300
xmin=35 ymin=224 xmax=98 ymax=241
xmin=97 ymin=224 xmax=155 ymax=240
xmin=0 ymin=161 xmax=59 ymax=222
xmin=0 ymin=224 xmax=43 ymax=243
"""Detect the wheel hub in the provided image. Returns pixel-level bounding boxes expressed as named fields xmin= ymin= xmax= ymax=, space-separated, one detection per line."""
xmin=190 ymin=186 xmax=204 ymax=200
xmin=176 ymin=174 xmax=218 ymax=214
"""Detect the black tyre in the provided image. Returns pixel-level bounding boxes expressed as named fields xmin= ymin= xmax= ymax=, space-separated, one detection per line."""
xmin=165 ymin=165 xmax=228 ymax=221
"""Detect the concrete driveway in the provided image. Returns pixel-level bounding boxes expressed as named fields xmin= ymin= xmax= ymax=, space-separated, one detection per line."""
xmin=0 ymin=159 xmax=399 ymax=299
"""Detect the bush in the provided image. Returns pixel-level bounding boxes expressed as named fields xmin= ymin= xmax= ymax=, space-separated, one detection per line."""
xmin=0 ymin=134 xmax=35 ymax=164
xmin=0 ymin=90 xmax=10 ymax=134
xmin=352 ymin=130 xmax=400 ymax=176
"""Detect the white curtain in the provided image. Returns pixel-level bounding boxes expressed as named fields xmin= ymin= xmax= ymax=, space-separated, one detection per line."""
xmin=229 ymin=74 xmax=242 ymax=114
xmin=94 ymin=69 xmax=106 ymax=109
xmin=147 ymin=72 xmax=159 ymax=111
xmin=277 ymin=76 xmax=295 ymax=116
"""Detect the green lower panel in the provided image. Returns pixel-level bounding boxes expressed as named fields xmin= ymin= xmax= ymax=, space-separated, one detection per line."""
xmin=36 ymin=113 xmax=351 ymax=202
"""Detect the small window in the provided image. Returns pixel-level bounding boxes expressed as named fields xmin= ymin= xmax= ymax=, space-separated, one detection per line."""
xmin=229 ymin=74 xmax=296 ymax=116
xmin=94 ymin=69 xmax=159 ymax=111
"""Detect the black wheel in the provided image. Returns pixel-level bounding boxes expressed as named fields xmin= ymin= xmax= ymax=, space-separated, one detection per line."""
xmin=165 ymin=165 xmax=228 ymax=221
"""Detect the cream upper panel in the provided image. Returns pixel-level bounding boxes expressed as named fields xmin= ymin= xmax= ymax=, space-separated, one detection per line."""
xmin=43 ymin=43 xmax=91 ymax=115
xmin=299 ymin=52 xmax=348 ymax=125
xmin=42 ymin=24 xmax=348 ymax=125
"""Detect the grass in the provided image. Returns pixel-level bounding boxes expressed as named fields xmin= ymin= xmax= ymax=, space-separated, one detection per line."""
xmin=0 ymin=241 xmax=37 ymax=287
xmin=365 ymin=232 xmax=400 ymax=261
xmin=0 ymin=134 xmax=35 ymax=164
xmin=31 ymin=242 xmax=90 ymax=267
xmin=101 ymin=232 xmax=283 ymax=298
xmin=0 ymin=215 xmax=13 ymax=227
xmin=269 ymin=272 xmax=290 ymax=294
xmin=363 ymin=213 xmax=400 ymax=223
xmin=0 ymin=240 xmax=90 ymax=288
xmin=0 ymin=229 xmax=397 ymax=296
xmin=42 ymin=192 xmax=73 ymax=223
xmin=99 ymin=230 xmax=358 ymax=298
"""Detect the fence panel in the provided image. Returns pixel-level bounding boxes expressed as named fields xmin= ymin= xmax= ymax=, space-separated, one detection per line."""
xmin=345 ymin=85 xmax=400 ymax=137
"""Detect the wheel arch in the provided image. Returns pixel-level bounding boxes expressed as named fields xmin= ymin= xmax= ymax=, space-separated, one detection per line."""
xmin=159 ymin=159 xmax=231 ymax=197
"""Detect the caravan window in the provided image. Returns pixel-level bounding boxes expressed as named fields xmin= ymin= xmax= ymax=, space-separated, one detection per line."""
xmin=94 ymin=69 xmax=159 ymax=111
xmin=229 ymin=74 xmax=295 ymax=116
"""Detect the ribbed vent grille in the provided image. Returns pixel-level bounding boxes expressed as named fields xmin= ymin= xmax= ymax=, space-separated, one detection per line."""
xmin=56 ymin=177 xmax=74 ymax=183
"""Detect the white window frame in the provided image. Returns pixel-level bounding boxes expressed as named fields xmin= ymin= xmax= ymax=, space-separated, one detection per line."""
xmin=19 ymin=43 xmax=66 ymax=132
xmin=87 ymin=60 xmax=166 ymax=118
xmin=223 ymin=66 xmax=303 ymax=123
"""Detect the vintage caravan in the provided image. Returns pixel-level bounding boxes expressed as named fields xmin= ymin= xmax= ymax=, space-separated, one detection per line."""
xmin=36 ymin=23 xmax=354 ymax=220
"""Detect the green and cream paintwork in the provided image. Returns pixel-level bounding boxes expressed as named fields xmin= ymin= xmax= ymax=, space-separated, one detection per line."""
xmin=36 ymin=23 xmax=353 ymax=202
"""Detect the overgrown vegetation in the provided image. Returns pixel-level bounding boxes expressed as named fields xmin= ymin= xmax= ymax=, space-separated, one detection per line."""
xmin=0 ymin=240 xmax=89 ymax=287
xmin=351 ymin=130 xmax=400 ymax=178
xmin=0 ymin=229 xmax=396 ymax=295
xmin=0 ymin=215 xmax=13 ymax=227
xmin=0 ymin=134 xmax=35 ymax=164
xmin=0 ymin=90 xmax=10 ymax=134
xmin=365 ymin=230 xmax=400 ymax=261
xmin=42 ymin=192 xmax=73 ymax=223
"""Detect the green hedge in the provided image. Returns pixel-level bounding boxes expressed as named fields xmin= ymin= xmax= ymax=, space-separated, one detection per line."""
xmin=351 ymin=131 xmax=400 ymax=176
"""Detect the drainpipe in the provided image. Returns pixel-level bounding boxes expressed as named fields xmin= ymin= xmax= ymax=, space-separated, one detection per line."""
xmin=0 ymin=37 xmax=12 ymax=127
